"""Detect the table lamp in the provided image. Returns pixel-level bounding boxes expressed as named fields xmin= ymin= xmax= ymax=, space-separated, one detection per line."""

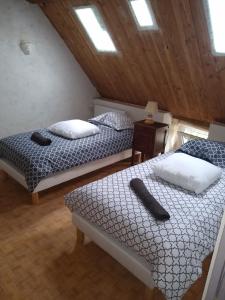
xmin=145 ymin=101 xmax=158 ymax=124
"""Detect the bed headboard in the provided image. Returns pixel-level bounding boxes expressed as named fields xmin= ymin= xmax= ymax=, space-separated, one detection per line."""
xmin=93 ymin=98 xmax=172 ymax=124
xmin=94 ymin=104 xmax=124 ymax=117
xmin=208 ymin=122 xmax=225 ymax=142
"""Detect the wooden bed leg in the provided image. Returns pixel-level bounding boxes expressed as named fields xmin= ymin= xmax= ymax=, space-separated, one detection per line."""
xmin=0 ymin=170 xmax=8 ymax=181
xmin=76 ymin=227 xmax=85 ymax=248
xmin=32 ymin=192 xmax=39 ymax=205
xmin=144 ymin=287 xmax=155 ymax=300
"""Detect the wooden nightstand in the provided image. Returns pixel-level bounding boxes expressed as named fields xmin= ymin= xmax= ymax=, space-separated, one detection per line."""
xmin=132 ymin=120 xmax=168 ymax=165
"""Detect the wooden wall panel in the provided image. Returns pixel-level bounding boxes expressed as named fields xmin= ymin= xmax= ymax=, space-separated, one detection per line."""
xmin=39 ymin=0 xmax=225 ymax=123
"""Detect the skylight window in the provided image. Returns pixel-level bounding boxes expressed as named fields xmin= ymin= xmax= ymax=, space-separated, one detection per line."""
xmin=128 ymin=0 xmax=157 ymax=29
xmin=205 ymin=0 xmax=225 ymax=55
xmin=74 ymin=6 xmax=117 ymax=53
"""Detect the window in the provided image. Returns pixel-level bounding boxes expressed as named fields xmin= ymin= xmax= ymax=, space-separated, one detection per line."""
xmin=178 ymin=123 xmax=208 ymax=146
xmin=205 ymin=0 xmax=225 ymax=55
xmin=128 ymin=0 xmax=158 ymax=29
xmin=74 ymin=6 xmax=117 ymax=53
xmin=166 ymin=120 xmax=209 ymax=151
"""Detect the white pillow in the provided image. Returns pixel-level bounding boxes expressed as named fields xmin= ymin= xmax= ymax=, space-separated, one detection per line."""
xmin=89 ymin=111 xmax=134 ymax=131
xmin=48 ymin=120 xmax=100 ymax=139
xmin=152 ymin=153 xmax=222 ymax=194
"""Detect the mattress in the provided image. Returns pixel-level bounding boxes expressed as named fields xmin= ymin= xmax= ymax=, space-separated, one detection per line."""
xmin=65 ymin=153 xmax=225 ymax=300
xmin=0 ymin=125 xmax=133 ymax=192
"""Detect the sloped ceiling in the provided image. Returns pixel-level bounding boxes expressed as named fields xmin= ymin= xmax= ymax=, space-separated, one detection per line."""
xmin=36 ymin=0 xmax=225 ymax=123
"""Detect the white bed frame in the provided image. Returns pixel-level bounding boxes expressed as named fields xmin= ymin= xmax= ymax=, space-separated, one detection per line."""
xmin=72 ymin=212 xmax=155 ymax=298
xmin=0 ymin=100 xmax=136 ymax=204
xmin=0 ymin=98 xmax=172 ymax=204
xmin=202 ymin=209 xmax=225 ymax=300
xmin=0 ymin=150 xmax=132 ymax=203
xmin=70 ymin=119 xmax=225 ymax=299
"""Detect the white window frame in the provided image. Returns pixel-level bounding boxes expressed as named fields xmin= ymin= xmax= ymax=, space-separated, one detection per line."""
xmin=128 ymin=0 xmax=158 ymax=30
xmin=203 ymin=0 xmax=225 ymax=56
xmin=74 ymin=5 xmax=117 ymax=53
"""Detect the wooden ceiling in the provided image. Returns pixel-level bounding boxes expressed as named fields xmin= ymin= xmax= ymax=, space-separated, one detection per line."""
xmin=36 ymin=0 xmax=225 ymax=123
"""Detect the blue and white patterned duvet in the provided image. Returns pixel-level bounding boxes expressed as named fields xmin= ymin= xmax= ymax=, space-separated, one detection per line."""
xmin=0 ymin=125 xmax=133 ymax=192
xmin=65 ymin=153 xmax=225 ymax=300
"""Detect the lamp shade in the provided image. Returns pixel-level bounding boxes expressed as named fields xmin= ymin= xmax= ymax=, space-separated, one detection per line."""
xmin=145 ymin=101 xmax=158 ymax=114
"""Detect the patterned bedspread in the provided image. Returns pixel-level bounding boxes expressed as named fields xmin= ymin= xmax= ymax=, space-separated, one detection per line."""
xmin=65 ymin=153 xmax=225 ymax=300
xmin=0 ymin=125 xmax=133 ymax=192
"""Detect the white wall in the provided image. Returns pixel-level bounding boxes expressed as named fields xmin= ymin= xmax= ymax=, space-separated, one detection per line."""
xmin=0 ymin=0 xmax=98 ymax=138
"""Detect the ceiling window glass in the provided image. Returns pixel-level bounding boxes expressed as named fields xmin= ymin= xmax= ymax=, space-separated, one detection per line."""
xmin=128 ymin=0 xmax=158 ymax=29
xmin=205 ymin=0 xmax=225 ymax=55
xmin=74 ymin=6 xmax=117 ymax=53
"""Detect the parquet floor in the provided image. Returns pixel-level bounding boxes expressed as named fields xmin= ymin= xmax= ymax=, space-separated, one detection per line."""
xmin=0 ymin=160 xmax=211 ymax=300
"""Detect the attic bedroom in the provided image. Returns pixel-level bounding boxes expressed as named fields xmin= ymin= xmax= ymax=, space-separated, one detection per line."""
xmin=0 ymin=0 xmax=225 ymax=300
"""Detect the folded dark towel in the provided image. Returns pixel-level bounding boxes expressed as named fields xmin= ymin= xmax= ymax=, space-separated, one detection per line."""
xmin=130 ymin=178 xmax=170 ymax=221
xmin=31 ymin=132 xmax=52 ymax=146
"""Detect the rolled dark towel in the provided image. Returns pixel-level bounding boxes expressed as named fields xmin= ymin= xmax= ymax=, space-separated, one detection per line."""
xmin=31 ymin=132 xmax=52 ymax=146
xmin=130 ymin=178 xmax=170 ymax=221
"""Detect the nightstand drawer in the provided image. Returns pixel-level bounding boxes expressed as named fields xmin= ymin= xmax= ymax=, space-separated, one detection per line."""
xmin=133 ymin=132 xmax=155 ymax=153
xmin=134 ymin=124 xmax=155 ymax=135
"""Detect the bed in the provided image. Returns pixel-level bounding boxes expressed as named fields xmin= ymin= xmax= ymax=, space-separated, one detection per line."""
xmin=0 ymin=102 xmax=135 ymax=204
xmin=0 ymin=99 xmax=172 ymax=204
xmin=64 ymin=141 xmax=225 ymax=299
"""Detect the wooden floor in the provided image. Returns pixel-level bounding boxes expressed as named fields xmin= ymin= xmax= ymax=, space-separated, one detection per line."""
xmin=0 ymin=161 xmax=211 ymax=300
